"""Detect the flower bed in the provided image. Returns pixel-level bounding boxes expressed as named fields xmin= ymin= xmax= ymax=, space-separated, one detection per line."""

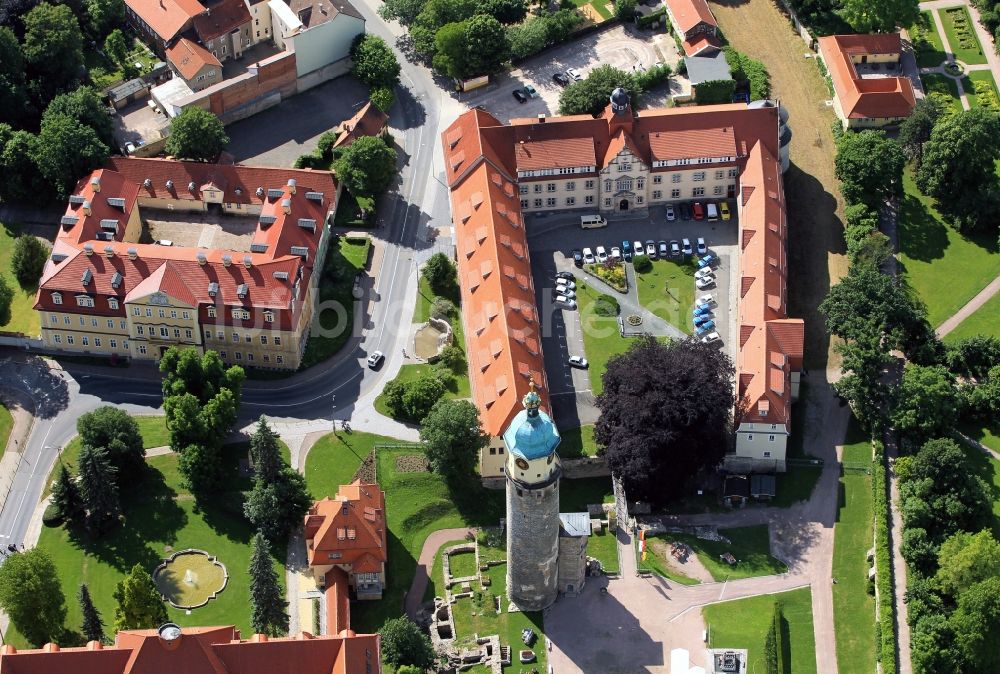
xmin=585 ymin=261 xmax=627 ymax=292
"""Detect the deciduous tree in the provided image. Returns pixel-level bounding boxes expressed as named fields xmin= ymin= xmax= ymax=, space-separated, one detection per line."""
xmin=483 ymin=0 xmax=526 ymax=23
xmin=401 ymin=372 xmax=446 ymax=421
xmin=10 ymin=234 xmax=48 ymax=287
xmin=834 ymin=129 xmax=905 ymax=209
xmin=898 ymin=96 xmax=948 ymax=168
xmin=333 ymin=135 xmax=397 ymax=197
xmin=839 ymin=0 xmax=919 ymax=34
xmin=891 ymin=364 xmax=958 ymax=449
xmin=0 ymin=275 xmax=12 ymax=326
xmin=44 ymin=86 xmax=115 ymax=149
xmin=916 ymin=107 xmax=1000 ymax=232
xmin=78 ymin=583 xmax=105 ymax=644
xmin=113 ymin=563 xmax=167 ymax=631
xmin=21 ymin=3 xmax=83 ymax=103
xmin=379 ymin=617 xmax=435 ymax=669
xmin=84 ymin=0 xmax=124 ymax=40
xmin=34 ymin=113 xmax=109 ymax=198
xmin=422 ymin=252 xmax=456 ymax=293
xmin=559 ymin=65 xmax=637 ymax=116
xmin=178 ymin=442 xmax=222 ymax=494
xmin=595 ymin=337 xmax=735 ymax=505
xmin=104 ymin=28 xmax=129 ymax=65
xmin=420 ymin=399 xmax=488 ymax=483
xmin=951 ymin=577 xmax=1000 ymax=671
xmin=76 ymin=406 xmax=144 ymax=475
xmin=165 ymin=107 xmax=229 ymax=161
xmin=935 ymin=530 xmax=1000 ymax=598
xmin=463 ymin=14 xmax=509 ymax=77
xmin=378 ymin=0 xmax=426 ymax=25
xmin=78 ymin=444 xmax=121 ymax=533
xmin=350 ymin=34 xmax=401 ymax=89
xmin=0 ymin=549 xmax=66 ymax=646
xmin=249 ymin=531 xmax=289 ymax=636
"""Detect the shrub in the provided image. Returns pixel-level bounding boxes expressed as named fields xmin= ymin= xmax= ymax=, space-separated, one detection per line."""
xmin=695 ymin=79 xmax=736 ymax=105
xmin=593 ymin=294 xmax=620 ymax=317
xmin=633 ymin=255 xmax=652 ymax=273
xmin=431 ymin=297 xmax=456 ymax=319
xmin=42 ymin=503 xmax=63 ymax=527
xmin=872 ymin=441 xmax=897 ymax=674
xmin=586 ymin=261 xmax=627 ymax=292
xmin=973 ymin=79 xmax=999 ymax=111
xmin=437 ymin=344 xmax=465 ymax=369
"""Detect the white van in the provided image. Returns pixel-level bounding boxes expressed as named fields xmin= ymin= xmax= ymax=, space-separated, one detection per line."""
xmin=706 ymin=203 xmax=719 ymax=221
xmin=580 ymin=214 xmax=607 ymax=229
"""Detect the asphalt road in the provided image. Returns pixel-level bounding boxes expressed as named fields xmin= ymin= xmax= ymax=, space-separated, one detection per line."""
xmin=0 ymin=0 xmax=457 ymax=548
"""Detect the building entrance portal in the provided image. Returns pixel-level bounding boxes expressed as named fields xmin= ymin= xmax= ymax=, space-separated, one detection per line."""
xmin=619 ymin=199 xmax=629 ymax=211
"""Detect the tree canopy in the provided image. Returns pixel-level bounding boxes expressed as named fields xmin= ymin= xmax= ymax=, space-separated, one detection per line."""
xmin=350 ymin=34 xmax=401 ymax=89
xmin=559 ymin=65 xmax=637 ymax=116
xmin=165 ymin=107 xmax=229 ymax=162
xmin=422 ymin=252 xmax=456 ymax=293
xmin=79 ymin=583 xmax=105 ymax=644
xmin=249 ymin=531 xmax=289 ymax=636
xmin=834 ymin=129 xmax=905 ymax=209
xmin=244 ymin=417 xmax=311 ymax=543
xmin=22 ymin=3 xmax=83 ymax=104
xmin=891 ymin=364 xmax=958 ymax=449
xmin=951 ymin=577 xmax=1000 ymax=672
xmin=78 ymin=444 xmax=121 ymax=534
xmin=898 ymin=96 xmax=948 ymax=169
xmin=839 ymin=0 xmax=919 ymax=33
xmin=0 ymin=275 xmax=12 ymax=326
xmin=333 ymin=135 xmax=397 ymax=198
xmin=379 ymin=617 xmax=436 ymax=669
xmin=10 ymin=234 xmax=48 ymax=286
xmin=113 ymin=564 xmax=168 ymax=631
xmin=34 ymin=113 xmax=109 ymax=199
xmin=420 ymin=399 xmax=488 ymax=483
xmin=52 ymin=462 xmax=84 ymax=525
xmin=77 ymin=406 xmax=145 ymax=475
xmin=0 ymin=548 xmax=66 ymax=646
xmin=594 ymin=337 xmax=735 ymax=504
xmin=915 ymin=108 xmax=1000 ymax=234
xmin=936 ymin=530 xmax=1000 ymax=599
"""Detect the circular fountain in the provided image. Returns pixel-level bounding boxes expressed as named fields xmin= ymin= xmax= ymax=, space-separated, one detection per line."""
xmin=153 ymin=549 xmax=229 ymax=610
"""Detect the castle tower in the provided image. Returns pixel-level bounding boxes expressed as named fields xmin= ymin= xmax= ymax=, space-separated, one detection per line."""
xmin=503 ymin=381 xmax=562 ymax=611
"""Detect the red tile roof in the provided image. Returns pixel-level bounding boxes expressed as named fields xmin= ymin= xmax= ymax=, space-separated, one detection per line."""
xmin=664 ymin=0 xmax=717 ymax=35
xmin=305 ymin=481 xmax=387 ymax=570
xmin=38 ymin=158 xmax=338 ymax=332
xmin=192 ymin=0 xmax=251 ymax=40
xmin=325 ymin=568 xmax=351 ymax=635
xmin=125 ymin=0 xmax=205 ymax=42
xmin=0 ymin=625 xmax=381 ymax=674
xmin=818 ymin=34 xmax=916 ymax=120
xmin=441 ymin=100 xmax=801 ymax=441
xmin=682 ymin=33 xmax=722 ymax=57
xmin=514 ymin=136 xmax=597 ymax=172
xmin=167 ymin=38 xmax=222 ymax=81
xmin=334 ymin=102 xmax=389 ymax=149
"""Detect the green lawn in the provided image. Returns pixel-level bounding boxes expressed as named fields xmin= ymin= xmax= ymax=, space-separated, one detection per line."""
xmin=0 ymin=402 xmax=12 ymax=461
xmin=961 ymin=422 xmax=1000 ymax=454
xmin=577 ymin=283 xmax=637 ymax=395
xmin=423 ymin=538 xmax=469 ymax=601
xmin=449 ymin=549 xmax=478 ymax=578
xmin=944 ymin=291 xmax=1000 ymax=341
xmin=559 ymin=424 xmax=599 ymax=458
xmin=134 ymin=416 xmax=170 ymax=449
xmin=911 ymin=11 xmax=948 ymax=67
xmin=19 ymin=449 xmax=283 ymax=648
xmin=569 ymin=0 xmax=612 ymax=19
xmin=372 ymin=360 xmax=471 ymax=419
xmin=587 ymin=526 xmax=619 ymax=574
xmin=940 ymin=6 xmax=987 ymax=65
xmin=920 ymin=73 xmax=964 ymax=113
xmin=898 ymin=169 xmax=1000 ymax=327
xmin=303 ymin=430 xmax=391 ymax=499
xmin=958 ymin=436 xmax=1000 ymax=536
xmin=831 ymin=417 xmax=876 ymax=674
xmin=0 ymin=223 xmax=42 ymax=336
xmin=703 ymin=587 xmax=817 ymax=674
xmin=301 ymin=235 xmax=370 ymax=369
xmin=634 ymin=259 xmax=696 ymax=334
xmin=450 ymin=564 xmax=546 ymax=671
xmin=559 ymin=475 xmax=614 ymax=512
xmin=669 ymin=525 xmax=786 ymax=581
xmin=964 ymin=70 xmax=999 ymax=109
xmin=638 ymin=535 xmax=701 ymax=585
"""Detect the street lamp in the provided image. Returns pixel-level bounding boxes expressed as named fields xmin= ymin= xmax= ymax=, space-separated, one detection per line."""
xmin=331 ymin=394 xmax=337 ymax=434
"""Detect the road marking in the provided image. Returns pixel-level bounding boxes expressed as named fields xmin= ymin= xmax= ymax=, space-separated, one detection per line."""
xmin=244 ymin=370 xmax=364 ymax=409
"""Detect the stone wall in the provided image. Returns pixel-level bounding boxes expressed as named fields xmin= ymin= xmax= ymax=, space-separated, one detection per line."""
xmin=505 ymin=475 xmax=560 ymax=611
xmin=562 ymin=456 xmax=610 ymax=478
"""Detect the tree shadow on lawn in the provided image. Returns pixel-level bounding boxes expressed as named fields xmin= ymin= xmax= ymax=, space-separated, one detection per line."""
xmin=898 ymin=190 xmax=999 ymax=263
xmin=957 ymin=436 xmax=1000 ymax=537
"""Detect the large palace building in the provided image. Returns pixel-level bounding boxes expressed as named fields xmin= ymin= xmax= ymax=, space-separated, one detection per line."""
xmin=34 ymin=158 xmax=339 ymax=370
xmin=442 ymin=92 xmax=803 ymax=479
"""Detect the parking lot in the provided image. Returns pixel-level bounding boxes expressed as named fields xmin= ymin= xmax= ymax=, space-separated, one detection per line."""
xmin=526 ymin=203 xmax=739 ymax=421
xmin=459 ymin=24 xmax=680 ymax=123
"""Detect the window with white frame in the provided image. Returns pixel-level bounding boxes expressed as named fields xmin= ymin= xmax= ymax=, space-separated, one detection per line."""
xmin=533 ymin=198 xmax=542 ymax=208
xmin=82 ymin=336 xmax=89 ymax=346
xmin=182 ymin=311 xmax=190 ymax=319
xmin=521 ymin=199 xmax=529 ymax=209
xmin=636 ymin=196 xmax=644 ymax=204
xmin=260 ymin=335 xmax=268 ymax=344
xmin=604 ymin=198 xmax=612 ymax=207
xmin=671 ymin=174 xmax=681 ymax=183
xmin=205 ymin=329 xmax=212 ymax=340
xmin=109 ymin=298 xmax=119 ymax=310
xmin=566 ymin=196 xmax=576 ymax=206
xmin=207 ymin=306 xmax=216 ymax=318
xmin=94 ymin=338 xmax=101 ymax=347
xmin=546 ymin=197 xmax=556 ymax=207
xmin=652 ymin=190 xmax=662 ymax=199
xmin=728 ymin=168 xmax=738 ymax=178
xmin=235 ymin=352 xmax=242 ymax=360
xmin=585 ymin=180 xmax=595 ymax=189
xmin=763 ymin=451 xmax=771 ymax=457
xmin=145 ymin=308 xmax=152 ymax=317
xmin=637 ymin=178 xmax=645 ymax=190
xmin=91 ymin=318 xmax=98 ymax=327
xmin=693 ymin=172 xmax=706 ymax=181
xmin=616 ymin=178 xmax=633 ymax=191
xmin=276 ymin=355 xmax=284 ymax=364
xmin=746 ymin=434 xmax=753 ymax=441
xmin=245 ymin=335 xmax=252 ymax=343
xmin=138 ymin=344 xmax=147 ymax=355
xmin=693 ymin=187 xmax=705 ymax=197
xmin=67 ymin=335 xmax=75 ymax=345
xmin=133 ymin=307 xmax=140 ymax=316
xmin=653 ymin=175 xmax=662 ymax=185
xmin=604 ymin=179 xmax=612 ymax=191
xmin=566 ymin=181 xmax=575 ymax=191
xmin=170 ymin=310 xmax=177 ymax=318
xmin=54 ymin=334 xmax=61 ymax=343
xmin=232 ymin=333 xmax=240 ymax=342
xmin=263 ymin=311 xmax=274 ymax=323
xmin=671 ymin=189 xmax=681 ymax=198
xmin=519 ymin=185 xmax=528 ymax=195
xmin=158 ymin=309 xmax=165 ymax=318
xmin=173 ymin=328 xmax=180 ymax=338
xmin=120 ymin=320 xmax=126 ymax=330
xmin=274 ymin=336 xmax=281 ymax=346
xmin=110 ymin=339 xmax=117 ymax=348
xmin=159 ymin=327 xmax=168 ymax=338
xmin=50 ymin=315 xmax=57 ymax=324
xmin=715 ymin=170 xmax=724 ymax=179
xmin=533 ymin=184 xmax=542 ymax=193
xmin=713 ymin=185 xmax=724 ymax=195
xmin=76 ymin=296 xmax=94 ymax=308
xmin=546 ymin=183 xmax=556 ymax=192
xmin=618 ymin=162 xmax=631 ymax=171
xmin=52 ymin=292 xmax=62 ymax=305
xmin=585 ymin=195 xmax=594 ymax=204
xmin=64 ymin=316 xmax=70 ymax=325
xmin=137 ymin=326 xmax=144 ymax=335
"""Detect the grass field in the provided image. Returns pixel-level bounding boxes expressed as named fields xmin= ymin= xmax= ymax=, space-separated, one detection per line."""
xmin=576 ymin=283 xmax=639 ymax=395
xmin=703 ymin=587 xmax=817 ymax=674
xmin=587 ymin=527 xmax=619 ymax=574
xmin=634 ymin=259 xmax=696 ymax=333
xmin=898 ymin=170 xmax=1000 ymax=328
xmin=959 ymin=436 xmax=1000 ymax=536
xmin=710 ymin=0 xmax=846 ymax=370
xmin=961 ymin=422 xmax=1000 ymax=454
xmin=944 ymin=291 xmax=1000 ymax=341
xmin=449 ymin=549 xmax=478 ymax=578
xmin=19 ymin=448 xmax=283 ymax=648
xmin=0 ymin=223 xmax=42 ymax=336
xmin=559 ymin=475 xmax=614 ymax=512
xmin=373 ymin=360 xmax=472 ymax=418
xmin=423 ymin=537 xmax=468 ymax=601
xmin=911 ymin=11 xmax=948 ymax=67
xmin=638 ymin=535 xmax=701 ymax=585
xmin=301 ymin=236 xmax=370 ymax=368
xmin=559 ymin=424 xmax=599 ymax=458
xmin=0 ymin=402 xmax=12 ymax=461
xmin=920 ymin=73 xmax=964 ymax=112
xmin=303 ymin=430 xmax=393 ymax=499
xmin=831 ymin=417 xmax=876 ymax=674
xmin=940 ymin=6 xmax=987 ymax=65
xmin=965 ymin=70 xmax=1000 ymax=110
xmin=668 ymin=525 xmax=786 ymax=581
xmin=569 ymin=0 xmax=612 ymax=20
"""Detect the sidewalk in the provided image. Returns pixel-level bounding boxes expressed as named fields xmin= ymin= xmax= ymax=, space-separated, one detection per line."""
xmin=935 ymin=273 xmax=1000 ymax=336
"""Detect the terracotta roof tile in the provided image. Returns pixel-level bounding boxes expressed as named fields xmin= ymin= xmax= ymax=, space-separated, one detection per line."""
xmin=334 ymin=102 xmax=389 ymax=149
xmin=166 ymin=38 xmax=221 ymax=81
xmin=648 ymin=127 xmax=737 ymax=161
xmin=682 ymin=33 xmax=722 ymax=57
xmin=124 ymin=0 xmax=205 ymax=42
xmin=665 ymin=0 xmax=717 ymax=34
xmin=818 ymin=34 xmax=915 ymax=120
xmin=514 ymin=137 xmax=596 ymax=172
xmin=305 ymin=482 xmax=387 ymax=569
xmin=192 ymin=0 xmax=250 ymax=40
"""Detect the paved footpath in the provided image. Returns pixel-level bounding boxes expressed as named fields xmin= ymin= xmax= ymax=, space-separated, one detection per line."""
xmin=935 ymin=274 xmax=1000 ymax=337
xmin=404 ymin=527 xmax=475 ymax=620
xmin=545 ymin=377 xmax=847 ymax=674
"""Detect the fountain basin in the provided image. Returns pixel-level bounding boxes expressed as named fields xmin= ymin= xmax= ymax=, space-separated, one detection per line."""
xmin=413 ymin=316 xmax=454 ymax=360
xmin=153 ymin=549 xmax=229 ymax=610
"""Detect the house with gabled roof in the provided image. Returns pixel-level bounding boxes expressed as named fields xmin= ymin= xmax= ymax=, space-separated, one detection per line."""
xmin=441 ymin=92 xmax=802 ymax=480
xmin=663 ymin=0 xmax=723 ymax=57
xmin=305 ymin=481 xmax=388 ymax=601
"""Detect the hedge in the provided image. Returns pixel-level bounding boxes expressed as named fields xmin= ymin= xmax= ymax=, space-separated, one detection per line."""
xmin=635 ymin=6 xmax=666 ymax=28
xmin=724 ymin=47 xmax=771 ymax=100
xmin=872 ymin=439 xmax=898 ymax=674
xmin=695 ymin=79 xmax=736 ymax=105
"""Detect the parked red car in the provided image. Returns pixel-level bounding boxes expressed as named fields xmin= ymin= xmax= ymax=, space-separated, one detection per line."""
xmin=692 ymin=202 xmax=705 ymax=221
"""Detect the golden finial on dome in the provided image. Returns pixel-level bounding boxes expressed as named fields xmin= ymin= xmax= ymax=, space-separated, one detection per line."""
xmin=523 ymin=378 xmax=541 ymax=414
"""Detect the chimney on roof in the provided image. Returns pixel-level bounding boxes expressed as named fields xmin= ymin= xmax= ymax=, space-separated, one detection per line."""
xmin=287 ymin=178 xmax=297 ymax=194
xmin=42 ymin=643 xmax=59 ymax=652
xmin=84 ymin=243 xmax=94 ymax=256
xmin=82 ymin=200 xmax=92 ymax=216
xmin=143 ymin=178 xmax=152 ymax=188
xmin=222 ymin=254 xmax=232 ymax=267
xmin=537 ymin=114 xmax=546 ymax=123
xmin=281 ymin=198 xmax=291 ymax=214
xmin=90 ymin=176 xmax=101 ymax=192
xmin=86 ymin=641 xmax=103 ymax=650
xmin=104 ymin=245 xmax=115 ymax=258
xmin=188 ymin=182 xmax=197 ymax=192
xmin=197 ymin=251 xmax=207 ymax=265
xmin=243 ymin=255 xmax=252 ymax=268
xmin=166 ymin=180 xmax=174 ymax=190
xmin=128 ymin=247 xmax=138 ymax=260
xmin=157 ymin=623 xmax=183 ymax=651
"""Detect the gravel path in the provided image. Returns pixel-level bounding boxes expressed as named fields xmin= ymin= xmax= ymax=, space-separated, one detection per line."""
xmin=404 ymin=527 xmax=475 ymax=620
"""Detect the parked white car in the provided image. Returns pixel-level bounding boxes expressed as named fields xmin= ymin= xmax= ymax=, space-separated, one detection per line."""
xmin=696 ymin=276 xmax=716 ymax=290
xmin=701 ymin=332 xmax=721 ymax=345
xmin=582 ymin=247 xmax=595 ymax=264
xmin=555 ymin=295 xmax=577 ymax=309
xmin=694 ymin=267 xmax=715 ymax=280
xmin=611 ymin=246 xmax=622 ymax=260
xmin=595 ymin=246 xmax=608 ymax=263
xmin=698 ymin=293 xmax=716 ymax=306
xmin=556 ymin=279 xmax=576 ymax=291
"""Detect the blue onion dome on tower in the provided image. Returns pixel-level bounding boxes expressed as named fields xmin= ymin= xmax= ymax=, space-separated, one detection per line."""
xmin=610 ymin=87 xmax=631 ymax=116
xmin=502 ymin=380 xmax=561 ymax=461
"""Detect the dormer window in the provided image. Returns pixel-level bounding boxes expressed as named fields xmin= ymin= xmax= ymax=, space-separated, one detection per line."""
xmin=263 ymin=310 xmax=274 ymax=323
xmin=207 ymin=306 xmax=217 ymax=318
xmin=108 ymin=298 xmax=119 ymax=310
xmin=76 ymin=295 xmax=95 ymax=308
xmin=52 ymin=292 xmax=62 ymax=305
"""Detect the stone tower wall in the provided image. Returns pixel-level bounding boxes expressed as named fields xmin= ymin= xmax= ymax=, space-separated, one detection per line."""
xmin=506 ymin=475 xmax=560 ymax=611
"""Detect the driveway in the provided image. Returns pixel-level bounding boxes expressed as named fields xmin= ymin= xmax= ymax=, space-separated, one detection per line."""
xmin=458 ymin=24 xmax=678 ymax=123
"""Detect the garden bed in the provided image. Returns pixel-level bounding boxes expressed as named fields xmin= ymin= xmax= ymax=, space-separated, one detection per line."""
xmin=940 ymin=6 xmax=987 ymax=65
xmin=585 ymin=262 xmax=628 ymax=292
